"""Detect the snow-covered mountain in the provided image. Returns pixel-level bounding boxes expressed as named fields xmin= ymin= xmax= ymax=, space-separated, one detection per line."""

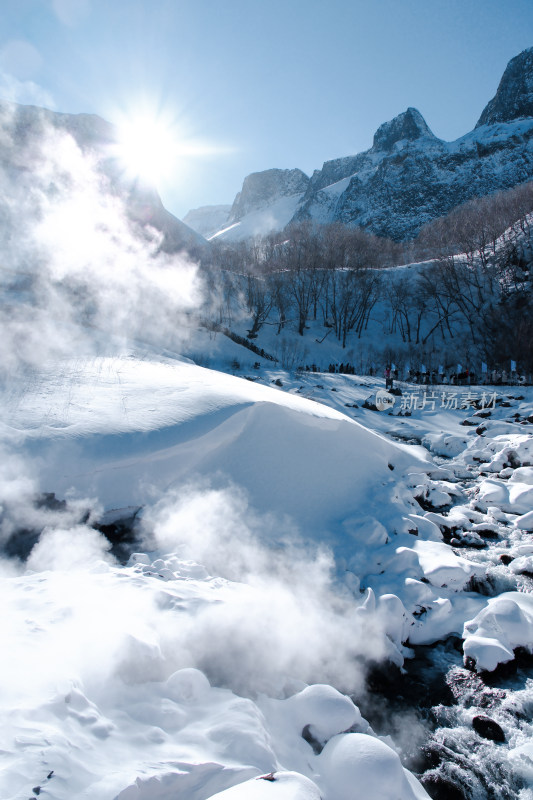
xmin=208 ymin=47 xmax=533 ymax=242
xmin=0 ymin=101 xmax=209 ymax=256
xmin=207 ymin=168 xmax=310 ymax=242
xmin=228 ymin=168 xmax=310 ymax=222
xmin=182 ymin=204 xmax=232 ymax=238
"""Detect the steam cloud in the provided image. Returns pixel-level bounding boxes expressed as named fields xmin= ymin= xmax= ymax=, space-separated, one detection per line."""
xmin=131 ymin=481 xmax=391 ymax=696
xmin=1 ymin=479 xmax=392 ymax=700
xmin=0 ymin=105 xmax=394 ymax=705
xmin=0 ymin=103 xmax=203 ymax=378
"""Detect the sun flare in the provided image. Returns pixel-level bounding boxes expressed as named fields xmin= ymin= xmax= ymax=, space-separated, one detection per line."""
xmin=115 ymin=114 xmax=179 ymax=185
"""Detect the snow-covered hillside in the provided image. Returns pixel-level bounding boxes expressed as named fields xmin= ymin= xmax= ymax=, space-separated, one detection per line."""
xmin=210 ymin=193 xmax=305 ymax=242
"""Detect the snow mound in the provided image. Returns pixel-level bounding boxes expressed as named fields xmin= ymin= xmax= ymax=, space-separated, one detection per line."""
xmin=283 ymin=684 xmax=363 ymax=743
xmin=318 ymin=733 xmax=430 ymax=800
xmin=205 ymin=772 xmax=322 ymax=800
xmin=204 ymin=772 xmax=321 ymax=800
xmin=5 ymin=356 xmax=429 ymax=562
xmin=476 ymin=477 xmax=533 ymax=515
xmin=463 ymin=592 xmax=533 ymax=672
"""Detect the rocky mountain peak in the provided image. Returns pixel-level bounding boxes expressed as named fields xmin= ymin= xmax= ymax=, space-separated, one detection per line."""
xmin=229 ymin=167 xmax=309 ymax=222
xmin=476 ymin=46 xmax=533 ymax=127
xmin=372 ymin=107 xmax=436 ymax=151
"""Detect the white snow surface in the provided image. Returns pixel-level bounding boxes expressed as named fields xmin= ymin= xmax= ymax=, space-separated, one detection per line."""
xmin=2 ymin=355 xmax=430 ymax=551
xmin=1 ymin=348 xmax=533 ymax=800
xmin=463 ymin=592 xmax=533 ymax=672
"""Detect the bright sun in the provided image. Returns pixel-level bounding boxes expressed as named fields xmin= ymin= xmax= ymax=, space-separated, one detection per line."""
xmin=115 ymin=115 xmax=179 ymax=185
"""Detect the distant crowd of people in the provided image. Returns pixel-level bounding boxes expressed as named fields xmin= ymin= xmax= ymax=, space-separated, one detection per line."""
xmin=387 ymin=366 xmax=530 ymax=387
xmin=327 ymin=363 xmax=356 ymax=375
xmin=403 ymin=368 xmax=472 ymax=386
xmin=294 ymin=362 xmax=531 ymax=386
xmin=298 ymin=363 xmax=356 ymax=374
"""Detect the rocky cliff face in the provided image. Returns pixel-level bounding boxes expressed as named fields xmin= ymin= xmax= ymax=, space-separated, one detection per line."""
xmin=0 ymin=101 xmax=208 ymax=256
xmin=228 ymin=168 xmax=310 ymax=222
xmin=372 ymin=107 xmax=437 ymax=151
xmin=476 ymin=46 xmax=533 ymax=127
xmin=215 ymin=47 xmax=533 ymax=242
xmin=296 ymin=114 xmax=533 ymax=239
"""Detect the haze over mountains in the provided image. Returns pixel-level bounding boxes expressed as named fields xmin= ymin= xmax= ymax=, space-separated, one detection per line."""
xmin=0 ymin=101 xmax=208 ymax=258
xmin=188 ymin=46 xmax=533 ymax=243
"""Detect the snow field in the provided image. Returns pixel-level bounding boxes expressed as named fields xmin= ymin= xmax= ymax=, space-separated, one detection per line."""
xmin=1 ymin=353 xmax=532 ymax=798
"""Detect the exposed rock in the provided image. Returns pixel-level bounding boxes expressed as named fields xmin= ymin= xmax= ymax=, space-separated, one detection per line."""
xmin=472 ymin=714 xmax=505 ymax=742
xmin=298 ymin=108 xmax=533 ymax=239
xmin=93 ymin=507 xmax=143 ymax=562
xmin=372 ymin=107 xmax=437 ymax=151
xmin=477 ymin=47 xmax=533 ymax=126
xmin=301 ymin=724 xmax=323 ymax=755
xmin=420 ymin=773 xmax=467 ymax=800
xmin=229 ymin=168 xmax=309 ymax=222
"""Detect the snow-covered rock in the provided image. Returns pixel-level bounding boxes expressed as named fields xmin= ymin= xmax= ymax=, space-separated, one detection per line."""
xmin=318 ymin=733 xmax=430 ymax=800
xmin=476 ymin=477 xmax=533 ymax=515
xmin=514 ymin=510 xmax=533 ymax=531
xmin=463 ymin=592 xmax=533 ymax=672
xmin=282 ymin=684 xmax=363 ymax=744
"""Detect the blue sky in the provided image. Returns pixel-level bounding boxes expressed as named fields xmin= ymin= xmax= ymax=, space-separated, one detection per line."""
xmin=1 ymin=0 xmax=533 ymax=219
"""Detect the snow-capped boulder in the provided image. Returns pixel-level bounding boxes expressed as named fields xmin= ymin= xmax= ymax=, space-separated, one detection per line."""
xmin=283 ymin=684 xmax=364 ymax=744
xmin=463 ymin=592 xmax=533 ymax=672
xmin=318 ymin=733 xmax=430 ymax=800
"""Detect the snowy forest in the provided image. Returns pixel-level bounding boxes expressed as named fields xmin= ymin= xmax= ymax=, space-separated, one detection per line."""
xmin=205 ymin=180 xmax=533 ymax=374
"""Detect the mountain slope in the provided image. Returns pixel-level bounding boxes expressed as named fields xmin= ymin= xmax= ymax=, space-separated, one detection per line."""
xmin=477 ymin=46 xmax=533 ymax=126
xmin=183 ymin=204 xmax=232 ymax=238
xmin=208 ymin=168 xmax=310 ymax=242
